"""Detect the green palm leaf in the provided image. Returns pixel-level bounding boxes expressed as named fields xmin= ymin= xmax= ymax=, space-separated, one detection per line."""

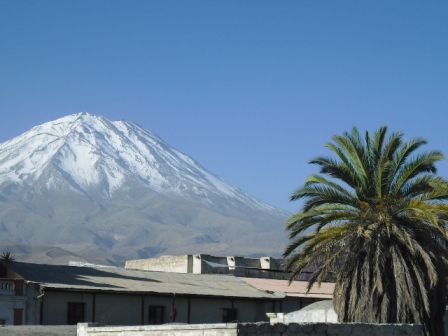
xmin=284 ymin=127 xmax=448 ymax=336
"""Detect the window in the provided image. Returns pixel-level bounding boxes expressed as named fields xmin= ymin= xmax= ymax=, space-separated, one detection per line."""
xmin=0 ymin=282 xmax=11 ymax=291
xmin=67 ymin=302 xmax=85 ymax=325
xmin=148 ymin=305 xmax=164 ymax=325
xmin=222 ymin=308 xmax=238 ymax=323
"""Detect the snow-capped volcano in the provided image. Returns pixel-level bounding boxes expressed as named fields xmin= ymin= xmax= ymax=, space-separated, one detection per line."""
xmin=0 ymin=113 xmax=287 ymax=265
xmin=0 ymin=113 xmax=271 ymax=209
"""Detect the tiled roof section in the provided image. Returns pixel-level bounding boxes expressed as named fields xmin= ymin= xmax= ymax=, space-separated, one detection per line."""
xmin=8 ymin=262 xmax=284 ymax=299
xmin=239 ymin=277 xmax=334 ymax=299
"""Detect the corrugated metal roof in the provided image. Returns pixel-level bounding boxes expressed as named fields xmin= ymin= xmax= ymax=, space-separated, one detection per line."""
xmin=8 ymin=262 xmax=284 ymax=299
xmin=239 ymin=277 xmax=334 ymax=299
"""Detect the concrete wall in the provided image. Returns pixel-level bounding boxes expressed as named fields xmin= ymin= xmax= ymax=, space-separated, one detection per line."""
xmin=125 ymin=256 xmax=189 ymax=273
xmin=189 ymin=298 xmax=269 ymax=324
xmin=124 ymin=255 xmax=287 ymax=279
xmin=0 ymin=264 xmax=23 ymax=321
xmin=281 ymin=297 xmax=315 ymax=314
xmin=38 ymin=290 xmax=272 ymax=325
xmin=0 ymin=296 xmax=26 ymax=325
xmin=43 ymin=291 xmax=145 ymax=325
xmin=25 ymin=284 xmax=41 ymax=324
xmin=4 ymin=283 xmax=323 ymax=326
xmin=42 ymin=291 xmax=95 ymax=325
xmin=78 ymin=323 xmax=238 ymax=336
xmin=188 ymin=298 xmax=232 ymax=324
xmin=143 ymin=295 xmax=189 ymax=324
xmin=194 ymin=255 xmax=287 ymax=277
xmin=0 ymin=280 xmax=40 ymax=325
xmin=95 ymin=293 xmax=141 ymax=325
xmin=0 ymin=325 xmax=76 ymax=336
xmin=77 ymin=322 xmax=423 ymax=336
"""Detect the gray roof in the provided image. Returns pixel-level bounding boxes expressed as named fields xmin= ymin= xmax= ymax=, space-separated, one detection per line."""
xmin=8 ymin=262 xmax=284 ymax=299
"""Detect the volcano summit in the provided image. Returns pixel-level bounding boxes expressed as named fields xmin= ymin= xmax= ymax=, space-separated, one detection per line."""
xmin=0 ymin=113 xmax=287 ymax=264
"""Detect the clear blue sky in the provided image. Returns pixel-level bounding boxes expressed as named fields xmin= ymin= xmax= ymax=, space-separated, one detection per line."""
xmin=1 ymin=1 xmax=448 ymax=211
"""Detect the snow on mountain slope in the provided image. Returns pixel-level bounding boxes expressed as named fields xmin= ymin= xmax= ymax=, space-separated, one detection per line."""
xmin=0 ymin=113 xmax=274 ymax=211
xmin=0 ymin=113 xmax=288 ymax=264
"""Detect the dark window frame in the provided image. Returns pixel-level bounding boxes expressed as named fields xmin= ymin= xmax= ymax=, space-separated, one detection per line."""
xmin=222 ymin=308 xmax=238 ymax=323
xmin=148 ymin=305 xmax=164 ymax=325
xmin=67 ymin=302 xmax=85 ymax=325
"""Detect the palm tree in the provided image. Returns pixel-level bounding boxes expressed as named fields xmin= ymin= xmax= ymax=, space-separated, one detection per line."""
xmin=284 ymin=127 xmax=448 ymax=336
xmin=0 ymin=251 xmax=15 ymax=263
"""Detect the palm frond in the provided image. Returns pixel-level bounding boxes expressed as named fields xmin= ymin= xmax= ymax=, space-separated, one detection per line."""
xmin=285 ymin=127 xmax=448 ymax=335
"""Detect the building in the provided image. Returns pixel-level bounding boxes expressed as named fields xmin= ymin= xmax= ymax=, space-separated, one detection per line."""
xmin=124 ymin=254 xmax=329 ymax=313
xmin=0 ymin=262 xmax=25 ymax=325
xmin=239 ymin=277 xmax=334 ymax=313
xmin=125 ymin=254 xmax=314 ymax=280
xmin=0 ymin=257 xmax=334 ymax=326
xmin=0 ymin=261 xmax=284 ymax=325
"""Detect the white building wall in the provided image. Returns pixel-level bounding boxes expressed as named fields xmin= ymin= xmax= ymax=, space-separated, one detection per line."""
xmin=24 ymin=284 xmax=41 ymax=324
xmin=125 ymin=256 xmax=189 ymax=273
xmin=77 ymin=322 xmax=423 ymax=336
